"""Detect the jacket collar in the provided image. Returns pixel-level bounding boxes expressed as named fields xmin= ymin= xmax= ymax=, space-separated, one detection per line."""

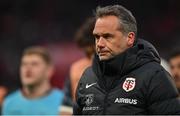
xmin=92 ymin=39 xmax=161 ymax=80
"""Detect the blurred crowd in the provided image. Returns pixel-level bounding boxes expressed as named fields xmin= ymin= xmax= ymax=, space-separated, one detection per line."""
xmin=0 ymin=0 xmax=180 ymax=115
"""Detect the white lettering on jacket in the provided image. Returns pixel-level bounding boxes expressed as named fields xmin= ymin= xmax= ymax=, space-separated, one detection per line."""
xmin=114 ymin=98 xmax=137 ymax=105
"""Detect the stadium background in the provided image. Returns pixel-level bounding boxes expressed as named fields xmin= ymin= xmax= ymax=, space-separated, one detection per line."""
xmin=0 ymin=0 xmax=180 ymax=92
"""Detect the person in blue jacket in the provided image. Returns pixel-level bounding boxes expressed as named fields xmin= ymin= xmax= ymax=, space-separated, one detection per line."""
xmin=2 ymin=46 xmax=64 ymax=115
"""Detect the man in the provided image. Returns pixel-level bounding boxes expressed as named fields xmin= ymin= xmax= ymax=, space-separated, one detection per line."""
xmin=2 ymin=46 xmax=64 ymax=115
xmin=60 ymin=17 xmax=95 ymax=115
xmin=74 ymin=5 xmax=180 ymax=115
xmin=168 ymin=50 xmax=180 ymax=93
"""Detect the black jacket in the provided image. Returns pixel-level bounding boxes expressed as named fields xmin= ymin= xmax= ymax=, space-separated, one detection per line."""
xmin=73 ymin=39 xmax=180 ymax=115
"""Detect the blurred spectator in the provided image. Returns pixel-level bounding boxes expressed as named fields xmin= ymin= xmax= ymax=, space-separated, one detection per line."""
xmin=168 ymin=49 xmax=180 ymax=93
xmin=60 ymin=17 xmax=96 ymax=115
xmin=0 ymin=86 xmax=7 ymax=114
xmin=70 ymin=17 xmax=96 ymax=101
xmin=2 ymin=46 xmax=64 ymax=115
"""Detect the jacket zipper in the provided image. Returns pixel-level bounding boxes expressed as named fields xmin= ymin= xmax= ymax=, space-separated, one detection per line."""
xmin=102 ymin=76 xmax=119 ymax=114
xmin=103 ymin=91 xmax=109 ymax=114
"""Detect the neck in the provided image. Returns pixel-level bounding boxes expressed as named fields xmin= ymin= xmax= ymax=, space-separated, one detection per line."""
xmin=22 ymin=81 xmax=51 ymax=99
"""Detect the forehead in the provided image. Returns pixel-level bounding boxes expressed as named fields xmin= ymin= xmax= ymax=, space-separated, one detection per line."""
xmin=22 ymin=54 xmax=44 ymax=62
xmin=93 ymin=16 xmax=120 ymax=34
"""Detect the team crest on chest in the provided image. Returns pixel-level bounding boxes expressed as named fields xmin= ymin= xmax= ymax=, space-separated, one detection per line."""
xmin=122 ymin=77 xmax=136 ymax=92
xmin=85 ymin=94 xmax=94 ymax=106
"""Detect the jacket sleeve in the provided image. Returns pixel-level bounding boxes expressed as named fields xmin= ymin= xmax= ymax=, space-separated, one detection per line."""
xmin=73 ymin=81 xmax=84 ymax=115
xmin=73 ymin=74 xmax=85 ymax=115
xmin=147 ymin=69 xmax=180 ymax=114
xmin=2 ymin=96 xmax=12 ymax=115
xmin=73 ymin=101 xmax=82 ymax=115
xmin=62 ymin=77 xmax=73 ymax=106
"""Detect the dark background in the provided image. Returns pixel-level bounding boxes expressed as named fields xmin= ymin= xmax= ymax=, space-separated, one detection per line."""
xmin=0 ymin=0 xmax=180 ymax=91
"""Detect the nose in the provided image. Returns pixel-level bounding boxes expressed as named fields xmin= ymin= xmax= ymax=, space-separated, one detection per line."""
xmin=96 ymin=37 xmax=105 ymax=48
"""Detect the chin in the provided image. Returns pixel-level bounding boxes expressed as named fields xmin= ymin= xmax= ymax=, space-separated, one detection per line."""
xmin=99 ymin=56 xmax=111 ymax=61
xmin=23 ymin=82 xmax=33 ymax=87
xmin=22 ymin=80 xmax=36 ymax=87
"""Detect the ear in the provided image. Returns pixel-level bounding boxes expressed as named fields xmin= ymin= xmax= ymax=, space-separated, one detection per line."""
xmin=47 ymin=65 xmax=55 ymax=79
xmin=127 ymin=32 xmax=135 ymax=47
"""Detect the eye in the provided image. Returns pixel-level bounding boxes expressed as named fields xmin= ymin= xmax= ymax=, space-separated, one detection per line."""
xmin=103 ymin=34 xmax=113 ymax=39
xmin=94 ymin=34 xmax=100 ymax=40
xmin=32 ymin=62 xmax=39 ymax=66
xmin=21 ymin=62 xmax=27 ymax=67
xmin=103 ymin=35 xmax=110 ymax=39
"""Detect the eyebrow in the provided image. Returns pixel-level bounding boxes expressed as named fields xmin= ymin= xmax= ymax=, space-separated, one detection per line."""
xmin=93 ymin=32 xmax=114 ymax=37
xmin=103 ymin=33 xmax=113 ymax=37
xmin=93 ymin=32 xmax=112 ymax=35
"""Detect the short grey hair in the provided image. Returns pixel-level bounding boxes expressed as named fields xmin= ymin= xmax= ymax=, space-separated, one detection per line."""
xmin=95 ymin=5 xmax=137 ymax=36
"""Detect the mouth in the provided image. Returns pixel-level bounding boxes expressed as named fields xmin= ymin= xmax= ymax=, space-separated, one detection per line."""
xmin=25 ymin=72 xmax=33 ymax=78
xmin=98 ymin=51 xmax=109 ymax=56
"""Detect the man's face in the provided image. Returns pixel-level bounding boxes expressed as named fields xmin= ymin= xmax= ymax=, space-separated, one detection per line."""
xmin=169 ymin=55 xmax=180 ymax=90
xmin=20 ymin=54 xmax=51 ymax=87
xmin=93 ymin=16 xmax=135 ymax=61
